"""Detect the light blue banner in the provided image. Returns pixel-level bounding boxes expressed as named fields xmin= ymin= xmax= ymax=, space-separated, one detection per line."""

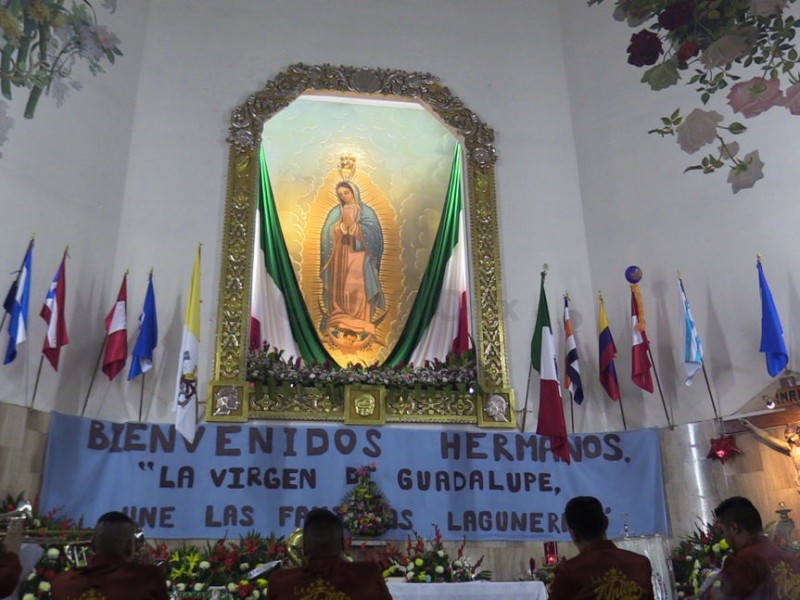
xmin=40 ymin=412 xmax=668 ymax=541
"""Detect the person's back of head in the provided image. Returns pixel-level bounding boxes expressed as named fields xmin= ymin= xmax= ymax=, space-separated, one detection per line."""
xmin=93 ymin=511 xmax=136 ymax=559
xmin=565 ymin=496 xmax=608 ymax=544
xmin=714 ymin=496 xmax=763 ymax=535
xmin=303 ymin=509 xmax=344 ymax=560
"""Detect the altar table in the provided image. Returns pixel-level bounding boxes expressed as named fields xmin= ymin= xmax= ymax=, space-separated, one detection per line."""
xmin=387 ymin=580 xmax=547 ymax=599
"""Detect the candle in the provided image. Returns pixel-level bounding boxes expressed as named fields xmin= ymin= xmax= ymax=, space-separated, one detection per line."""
xmin=544 ymin=541 xmax=559 ymax=565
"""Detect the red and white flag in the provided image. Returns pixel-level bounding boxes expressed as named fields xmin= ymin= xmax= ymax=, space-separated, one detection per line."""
xmin=102 ymin=273 xmax=128 ymax=380
xmin=631 ymin=284 xmax=654 ymax=393
xmin=41 ymin=251 xmax=69 ymax=370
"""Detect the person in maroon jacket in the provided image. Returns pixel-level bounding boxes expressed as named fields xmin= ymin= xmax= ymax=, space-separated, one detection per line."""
xmin=0 ymin=518 xmax=23 ymax=596
xmin=548 ymin=496 xmax=655 ymax=600
xmin=268 ymin=508 xmax=393 ymax=600
xmin=714 ymin=496 xmax=800 ymax=599
xmin=51 ymin=511 xmax=167 ymax=600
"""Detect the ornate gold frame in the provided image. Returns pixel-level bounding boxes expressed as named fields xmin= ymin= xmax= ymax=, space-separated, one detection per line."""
xmin=206 ymin=63 xmax=512 ymax=428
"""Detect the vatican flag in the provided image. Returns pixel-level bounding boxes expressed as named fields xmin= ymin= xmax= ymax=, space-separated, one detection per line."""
xmin=174 ymin=246 xmax=201 ymax=443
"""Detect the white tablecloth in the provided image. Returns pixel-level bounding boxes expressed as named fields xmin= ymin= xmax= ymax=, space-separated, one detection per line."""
xmin=387 ymin=581 xmax=547 ymax=599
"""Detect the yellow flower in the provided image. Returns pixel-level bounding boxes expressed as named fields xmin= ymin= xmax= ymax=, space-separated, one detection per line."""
xmin=415 ymin=558 xmax=424 ymax=567
xmin=719 ymin=539 xmax=730 ymax=550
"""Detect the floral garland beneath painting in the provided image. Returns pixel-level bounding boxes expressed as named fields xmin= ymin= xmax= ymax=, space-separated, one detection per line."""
xmin=246 ymin=345 xmax=478 ymax=395
xmin=589 ymin=0 xmax=800 ymax=192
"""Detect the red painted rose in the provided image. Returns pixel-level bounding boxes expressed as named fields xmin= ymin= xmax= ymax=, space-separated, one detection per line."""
xmin=657 ymin=1 xmax=694 ymax=30
xmin=677 ymin=39 xmax=699 ymax=62
xmin=627 ymin=30 xmax=663 ymax=66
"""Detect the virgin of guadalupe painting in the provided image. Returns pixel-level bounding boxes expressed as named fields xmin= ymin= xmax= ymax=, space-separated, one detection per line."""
xmin=319 ymin=179 xmax=386 ymax=353
xmin=252 ymin=93 xmax=463 ymax=369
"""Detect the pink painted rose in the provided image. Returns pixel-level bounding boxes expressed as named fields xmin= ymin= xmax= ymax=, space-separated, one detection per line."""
xmin=700 ymin=34 xmax=750 ymax=69
xmin=727 ymin=77 xmax=783 ymax=118
xmin=778 ymin=83 xmax=800 ymax=114
xmin=749 ymin=0 xmax=788 ymax=17
xmin=675 ymin=108 xmax=723 ymax=154
xmin=727 ymin=151 xmax=764 ymax=193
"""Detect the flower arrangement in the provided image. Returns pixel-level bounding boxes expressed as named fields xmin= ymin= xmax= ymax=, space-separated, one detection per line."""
xmin=337 ymin=463 xmax=394 ymax=537
xmin=162 ymin=532 xmax=286 ymax=599
xmin=670 ymin=521 xmax=731 ymax=598
xmin=0 ymin=0 xmax=122 ymax=154
xmin=247 ymin=345 xmax=478 ymax=391
xmin=589 ymin=0 xmax=800 ymax=192
xmin=18 ymin=545 xmax=71 ymax=600
xmin=1 ymin=492 xmax=82 ymax=538
xmin=383 ymin=526 xmax=492 ymax=583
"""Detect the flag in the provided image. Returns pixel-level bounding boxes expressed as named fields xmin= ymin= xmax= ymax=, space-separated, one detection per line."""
xmin=174 ymin=248 xmax=201 ymax=443
xmin=630 ymin=283 xmax=654 ymax=393
xmin=531 ymin=273 xmax=570 ymax=463
xmin=3 ymin=240 xmax=33 ymax=365
xmin=102 ymin=273 xmax=128 ymax=380
xmin=250 ymin=160 xmax=301 ymax=357
xmin=40 ymin=251 xmax=69 ymax=370
xmin=563 ymin=296 xmax=584 ymax=405
xmin=408 ymin=143 xmax=470 ymax=364
xmin=679 ymin=277 xmax=703 ymax=386
xmin=128 ymin=273 xmax=158 ymax=381
xmin=598 ymin=294 xmax=621 ymax=401
xmin=757 ymin=258 xmax=788 ymax=377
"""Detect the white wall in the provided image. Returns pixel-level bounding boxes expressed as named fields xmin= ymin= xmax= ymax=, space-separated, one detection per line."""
xmin=3 ymin=0 xmax=791 ymax=435
xmin=0 ymin=2 xmax=149 ymax=417
xmin=560 ymin=3 xmax=800 ymax=429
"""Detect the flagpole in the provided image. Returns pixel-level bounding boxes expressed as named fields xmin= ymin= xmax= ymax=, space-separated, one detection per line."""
xmin=618 ymin=393 xmax=628 ymax=431
xmin=30 ymin=356 xmax=44 ymax=409
xmin=81 ymin=336 xmax=107 ymax=417
xmin=139 ymin=372 xmax=146 ymax=422
xmin=700 ymin=363 xmax=720 ymax=419
xmin=520 ymin=365 xmax=533 ymax=432
xmin=647 ymin=347 xmax=673 ymax=428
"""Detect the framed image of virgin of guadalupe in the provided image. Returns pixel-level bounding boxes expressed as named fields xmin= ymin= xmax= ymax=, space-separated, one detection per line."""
xmin=208 ymin=64 xmax=513 ymax=428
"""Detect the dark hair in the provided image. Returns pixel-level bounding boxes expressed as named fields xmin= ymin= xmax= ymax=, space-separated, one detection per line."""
xmin=94 ymin=511 xmax=136 ymax=556
xmin=714 ymin=496 xmax=763 ymax=534
xmin=564 ymin=496 xmax=607 ymax=540
xmin=303 ymin=508 xmax=344 ymax=558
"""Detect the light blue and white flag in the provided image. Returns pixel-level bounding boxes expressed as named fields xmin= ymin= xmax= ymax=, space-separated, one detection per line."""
xmin=679 ymin=277 xmax=703 ymax=386
xmin=4 ymin=239 xmax=33 ymax=365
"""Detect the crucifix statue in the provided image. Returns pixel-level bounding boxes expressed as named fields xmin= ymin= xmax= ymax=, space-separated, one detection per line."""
xmin=740 ymin=419 xmax=800 ymax=493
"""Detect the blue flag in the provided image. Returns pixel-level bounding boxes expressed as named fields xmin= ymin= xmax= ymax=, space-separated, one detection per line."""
xmin=128 ymin=274 xmax=158 ymax=380
xmin=4 ymin=240 xmax=33 ymax=365
xmin=679 ymin=277 xmax=703 ymax=386
xmin=757 ymin=259 xmax=788 ymax=377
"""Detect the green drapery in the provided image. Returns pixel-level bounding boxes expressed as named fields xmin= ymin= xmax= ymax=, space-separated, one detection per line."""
xmin=258 ymin=149 xmax=331 ymax=364
xmin=384 ymin=144 xmax=464 ymax=366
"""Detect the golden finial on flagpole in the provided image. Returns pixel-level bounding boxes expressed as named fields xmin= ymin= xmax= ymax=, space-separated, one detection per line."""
xmin=564 ymin=290 xmax=571 ymax=301
xmin=757 ymin=252 xmax=763 ymax=262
